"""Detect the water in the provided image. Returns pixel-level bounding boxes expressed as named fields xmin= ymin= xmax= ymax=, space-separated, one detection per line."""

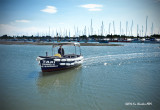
xmin=0 ymin=43 xmax=160 ymax=110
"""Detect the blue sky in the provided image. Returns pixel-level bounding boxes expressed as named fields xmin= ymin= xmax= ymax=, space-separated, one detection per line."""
xmin=0 ymin=0 xmax=160 ymax=36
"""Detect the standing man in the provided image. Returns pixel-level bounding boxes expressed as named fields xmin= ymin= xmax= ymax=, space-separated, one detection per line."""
xmin=58 ymin=45 xmax=64 ymax=56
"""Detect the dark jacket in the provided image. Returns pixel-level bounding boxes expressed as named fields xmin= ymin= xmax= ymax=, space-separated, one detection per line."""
xmin=58 ymin=48 xmax=64 ymax=56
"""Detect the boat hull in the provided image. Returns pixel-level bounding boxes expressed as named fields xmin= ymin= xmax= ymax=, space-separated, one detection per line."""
xmin=41 ymin=64 xmax=81 ymax=72
xmin=37 ymin=55 xmax=83 ymax=72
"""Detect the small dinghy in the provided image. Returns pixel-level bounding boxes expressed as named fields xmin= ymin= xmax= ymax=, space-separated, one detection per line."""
xmin=36 ymin=42 xmax=83 ymax=72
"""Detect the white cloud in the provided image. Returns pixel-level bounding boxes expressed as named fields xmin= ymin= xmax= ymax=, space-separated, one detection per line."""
xmin=41 ymin=6 xmax=57 ymax=14
xmin=80 ymin=4 xmax=103 ymax=9
xmin=0 ymin=24 xmax=17 ymax=35
xmin=80 ymin=4 xmax=103 ymax=11
xmin=15 ymin=20 xmax=30 ymax=23
xmin=0 ymin=24 xmax=47 ymax=36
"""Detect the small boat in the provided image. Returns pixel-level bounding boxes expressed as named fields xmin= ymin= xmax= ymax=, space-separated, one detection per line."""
xmin=118 ymin=39 xmax=131 ymax=43
xmin=36 ymin=42 xmax=83 ymax=72
xmin=143 ymin=38 xmax=157 ymax=43
xmin=99 ymin=40 xmax=109 ymax=43
xmin=131 ymin=38 xmax=142 ymax=43
xmin=109 ymin=40 xmax=118 ymax=42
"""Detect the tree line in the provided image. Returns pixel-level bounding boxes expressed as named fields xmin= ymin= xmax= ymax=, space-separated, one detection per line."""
xmin=1 ymin=34 xmax=160 ymax=40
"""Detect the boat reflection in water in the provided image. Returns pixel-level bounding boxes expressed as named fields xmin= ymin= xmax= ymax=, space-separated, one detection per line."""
xmin=36 ymin=66 xmax=82 ymax=94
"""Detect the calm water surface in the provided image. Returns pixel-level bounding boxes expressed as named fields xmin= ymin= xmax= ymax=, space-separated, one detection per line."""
xmin=0 ymin=43 xmax=160 ymax=110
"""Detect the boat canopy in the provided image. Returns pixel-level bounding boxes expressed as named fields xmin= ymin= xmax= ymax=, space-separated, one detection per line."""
xmin=53 ymin=42 xmax=80 ymax=47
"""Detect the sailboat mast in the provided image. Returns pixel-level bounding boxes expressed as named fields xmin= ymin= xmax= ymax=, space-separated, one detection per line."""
xmin=113 ymin=21 xmax=115 ymax=35
xmin=109 ymin=23 xmax=111 ymax=35
xmin=145 ymin=16 xmax=148 ymax=36
xmin=137 ymin=24 xmax=139 ymax=36
xmin=142 ymin=25 xmax=143 ymax=37
xmin=90 ymin=19 xmax=93 ymax=35
xmin=151 ymin=22 xmax=153 ymax=35
xmin=126 ymin=21 xmax=128 ymax=36
xmin=120 ymin=21 xmax=121 ymax=36
xmin=101 ymin=21 xmax=104 ymax=36
xmin=131 ymin=20 xmax=133 ymax=36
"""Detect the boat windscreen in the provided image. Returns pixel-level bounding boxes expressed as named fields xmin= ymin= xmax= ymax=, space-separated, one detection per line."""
xmin=53 ymin=42 xmax=80 ymax=47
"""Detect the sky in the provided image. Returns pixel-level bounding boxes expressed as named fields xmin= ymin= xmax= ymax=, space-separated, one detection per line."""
xmin=0 ymin=0 xmax=160 ymax=37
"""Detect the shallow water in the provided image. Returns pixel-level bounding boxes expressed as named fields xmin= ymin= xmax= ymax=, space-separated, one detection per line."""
xmin=0 ymin=43 xmax=160 ymax=110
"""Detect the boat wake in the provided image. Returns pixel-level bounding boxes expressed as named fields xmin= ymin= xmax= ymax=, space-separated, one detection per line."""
xmin=83 ymin=52 xmax=160 ymax=66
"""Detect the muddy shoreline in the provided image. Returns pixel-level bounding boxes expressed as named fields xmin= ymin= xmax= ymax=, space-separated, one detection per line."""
xmin=0 ymin=41 xmax=123 ymax=46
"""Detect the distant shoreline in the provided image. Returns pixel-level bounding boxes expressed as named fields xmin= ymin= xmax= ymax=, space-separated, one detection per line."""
xmin=0 ymin=41 xmax=122 ymax=46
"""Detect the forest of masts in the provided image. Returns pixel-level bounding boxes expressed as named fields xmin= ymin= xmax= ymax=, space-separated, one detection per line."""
xmin=1 ymin=17 xmax=160 ymax=40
